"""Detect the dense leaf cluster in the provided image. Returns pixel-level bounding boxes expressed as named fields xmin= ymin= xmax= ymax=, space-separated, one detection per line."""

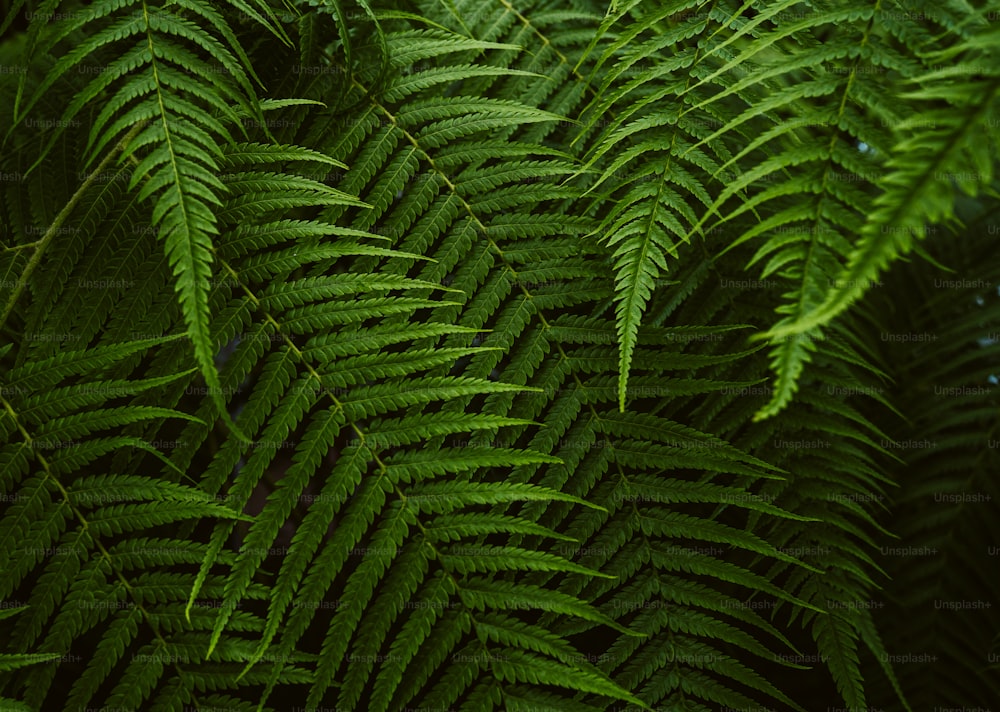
xmin=1 ymin=0 xmax=998 ymax=710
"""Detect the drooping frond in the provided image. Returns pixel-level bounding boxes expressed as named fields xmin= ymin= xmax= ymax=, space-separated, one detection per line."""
xmin=782 ymin=20 xmax=998 ymax=331
xmin=7 ymin=0 xmax=288 ymax=434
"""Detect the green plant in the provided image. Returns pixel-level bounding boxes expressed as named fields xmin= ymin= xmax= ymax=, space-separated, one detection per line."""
xmin=1 ymin=0 xmax=997 ymax=710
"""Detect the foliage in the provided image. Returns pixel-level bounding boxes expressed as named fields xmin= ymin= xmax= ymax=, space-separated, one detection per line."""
xmin=0 ymin=0 xmax=998 ymax=710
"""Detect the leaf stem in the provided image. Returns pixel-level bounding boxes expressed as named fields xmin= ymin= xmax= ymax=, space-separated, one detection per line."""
xmin=0 ymin=121 xmax=146 ymax=331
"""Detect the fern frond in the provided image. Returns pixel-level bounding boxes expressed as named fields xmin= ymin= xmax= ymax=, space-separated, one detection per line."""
xmin=775 ymin=21 xmax=1000 ymax=337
